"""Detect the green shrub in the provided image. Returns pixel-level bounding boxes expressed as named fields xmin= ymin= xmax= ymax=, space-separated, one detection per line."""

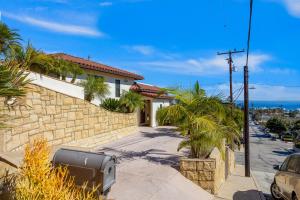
xmin=101 ymin=98 xmax=121 ymax=112
xmin=266 ymin=117 xmax=287 ymax=134
xmin=119 ymin=91 xmax=144 ymax=113
xmin=79 ymin=76 xmax=109 ymax=102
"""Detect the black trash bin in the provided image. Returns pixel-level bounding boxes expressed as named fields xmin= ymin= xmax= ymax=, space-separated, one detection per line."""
xmin=52 ymin=148 xmax=116 ymax=194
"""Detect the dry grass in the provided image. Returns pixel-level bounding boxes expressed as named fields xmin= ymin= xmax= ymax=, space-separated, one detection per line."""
xmin=3 ymin=139 xmax=102 ymax=200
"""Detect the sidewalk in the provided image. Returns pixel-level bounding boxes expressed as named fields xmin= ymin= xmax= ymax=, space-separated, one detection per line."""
xmin=214 ymin=164 xmax=265 ymax=200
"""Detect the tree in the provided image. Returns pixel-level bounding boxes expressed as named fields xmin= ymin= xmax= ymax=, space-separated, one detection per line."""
xmin=68 ymin=62 xmax=84 ymax=83
xmin=9 ymin=44 xmax=54 ymax=75
xmin=79 ymin=76 xmax=109 ymax=102
xmin=266 ymin=117 xmax=287 ymax=134
xmin=156 ymin=81 xmax=242 ymax=158
xmin=0 ymin=60 xmax=31 ymax=128
xmin=52 ymin=58 xmax=70 ymax=80
xmin=119 ymin=91 xmax=144 ymax=113
xmin=0 ymin=22 xmax=20 ymax=57
xmin=292 ymin=120 xmax=300 ymax=131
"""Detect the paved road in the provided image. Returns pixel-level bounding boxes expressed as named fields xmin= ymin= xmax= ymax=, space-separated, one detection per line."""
xmin=236 ymin=123 xmax=294 ymax=198
xmin=96 ymin=126 xmax=213 ymax=200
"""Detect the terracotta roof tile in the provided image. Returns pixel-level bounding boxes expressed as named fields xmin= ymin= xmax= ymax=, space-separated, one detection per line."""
xmin=50 ymin=53 xmax=144 ymax=80
xmin=131 ymin=83 xmax=173 ymax=99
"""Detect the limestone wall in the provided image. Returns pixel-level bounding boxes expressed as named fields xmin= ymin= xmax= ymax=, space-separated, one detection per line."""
xmin=209 ymin=148 xmax=225 ymax=193
xmin=0 ymin=83 xmax=138 ymax=152
xmin=180 ymin=146 xmax=235 ymax=195
xmin=227 ymin=147 xmax=235 ymax=175
xmin=180 ymin=158 xmax=216 ymax=194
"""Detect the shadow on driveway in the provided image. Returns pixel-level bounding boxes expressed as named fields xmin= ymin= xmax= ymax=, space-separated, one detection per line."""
xmin=233 ymin=190 xmax=263 ymax=200
xmin=251 ymin=133 xmax=271 ymax=139
xmin=98 ymin=147 xmax=182 ymax=169
xmin=272 ymin=150 xmax=292 ymax=156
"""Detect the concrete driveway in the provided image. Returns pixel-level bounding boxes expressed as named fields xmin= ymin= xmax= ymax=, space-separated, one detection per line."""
xmin=96 ymin=126 xmax=213 ymax=200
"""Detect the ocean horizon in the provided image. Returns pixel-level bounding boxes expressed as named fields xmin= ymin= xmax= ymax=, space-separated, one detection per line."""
xmin=235 ymin=100 xmax=300 ymax=110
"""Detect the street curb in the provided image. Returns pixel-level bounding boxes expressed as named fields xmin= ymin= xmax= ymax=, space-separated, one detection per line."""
xmin=251 ymin=169 xmax=266 ymax=200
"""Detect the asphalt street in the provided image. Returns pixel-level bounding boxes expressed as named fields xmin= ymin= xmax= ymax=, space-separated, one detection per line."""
xmin=235 ymin=123 xmax=294 ymax=198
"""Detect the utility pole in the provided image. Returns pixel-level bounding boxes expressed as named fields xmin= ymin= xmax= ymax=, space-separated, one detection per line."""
xmin=244 ymin=0 xmax=254 ymax=177
xmin=217 ymin=49 xmax=245 ymax=110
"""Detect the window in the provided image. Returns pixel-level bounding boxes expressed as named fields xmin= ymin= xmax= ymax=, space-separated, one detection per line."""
xmin=115 ymin=79 xmax=121 ymax=97
xmin=280 ymin=156 xmax=290 ymax=171
xmin=287 ymin=156 xmax=298 ymax=173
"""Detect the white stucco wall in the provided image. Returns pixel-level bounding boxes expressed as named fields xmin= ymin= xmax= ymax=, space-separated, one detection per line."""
xmin=151 ymin=99 xmax=171 ymax=127
xmin=66 ymin=74 xmax=134 ymax=99
xmin=28 ymin=72 xmax=100 ymax=105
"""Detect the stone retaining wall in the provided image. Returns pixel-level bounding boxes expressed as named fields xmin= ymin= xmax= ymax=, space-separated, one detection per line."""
xmin=180 ymin=146 xmax=235 ymax=194
xmin=0 ymin=83 xmax=138 ymax=152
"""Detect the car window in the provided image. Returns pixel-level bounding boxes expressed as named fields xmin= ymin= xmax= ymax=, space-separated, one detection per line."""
xmin=295 ymin=156 xmax=300 ymax=174
xmin=280 ymin=156 xmax=290 ymax=171
xmin=287 ymin=156 xmax=300 ymax=173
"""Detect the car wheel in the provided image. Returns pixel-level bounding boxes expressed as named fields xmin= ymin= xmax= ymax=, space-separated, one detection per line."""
xmin=271 ymin=182 xmax=282 ymax=200
xmin=292 ymin=193 xmax=298 ymax=200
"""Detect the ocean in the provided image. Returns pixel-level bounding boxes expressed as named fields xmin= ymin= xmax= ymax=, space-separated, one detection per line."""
xmin=235 ymin=101 xmax=300 ymax=111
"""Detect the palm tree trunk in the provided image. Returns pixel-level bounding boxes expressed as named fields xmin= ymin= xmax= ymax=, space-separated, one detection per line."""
xmin=71 ymin=74 xmax=77 ymax=83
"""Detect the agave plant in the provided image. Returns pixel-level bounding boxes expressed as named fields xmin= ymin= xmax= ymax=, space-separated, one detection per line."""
xmin=119 ymin=91 xmax=144 ymax=113
xmin=156 ymin=81 xmax=242 ymax=158
xmin=79 ymin=76 xmax=109 ymax=102
xmin=101 ymin=98 xmax=121 ymax=112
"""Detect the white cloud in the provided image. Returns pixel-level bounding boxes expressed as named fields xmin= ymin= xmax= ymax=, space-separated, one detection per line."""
xmin=99 ymin=2 xmax=113 ymax=7
xmin=205 ymin=83 xmax=300 ymax=101
xmin=137 ymin=53 xmax=271 ymax=76
xmin=3 ymin=12 xmax=104 ymax=37
xmin=125 ymin=45 xmax=156 ymax=55
xmin=281 ymin=0 xmax=300 ymax=18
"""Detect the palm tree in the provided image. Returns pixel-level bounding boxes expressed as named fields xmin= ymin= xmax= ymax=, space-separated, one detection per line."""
xmin=9 ymin=44 xmax=54 ymax=75
xmin=156 ymin=81 xmax=242 ymax=158
xmin=52 ymin=58 xmax=70 ymax=80
xmin=119 ymin=91 xmax=144 ymax=113
xmin=0 ymin=22 xmax=20 ymax=57
xmin=68 ymin=62 xmax=84 ymax=83
xmin=0 ymin=60 xmax=31 ymax=128
xmin=79 ymin=76 xmax=109 ymax=102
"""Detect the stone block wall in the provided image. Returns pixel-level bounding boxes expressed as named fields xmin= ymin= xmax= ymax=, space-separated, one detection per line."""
xmin=180 ymin=158 xmax=216 ymax=194
xmin=227 ymin=147 xmax=235 ymax=175
xmin=180 ymin=145 xmax=235 ymax=194
xmin=209 ymin=147 xmax=225 ymax=193
xmin=0 ymin=84 xmax=138 ymax=152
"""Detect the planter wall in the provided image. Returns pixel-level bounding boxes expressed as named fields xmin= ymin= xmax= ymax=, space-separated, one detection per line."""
xmin=180 ymin=146 xmax=235 ymax=194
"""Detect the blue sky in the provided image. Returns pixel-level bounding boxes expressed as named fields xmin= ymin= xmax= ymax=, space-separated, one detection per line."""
xmin=1 ymin=0 xmax=300 ymax=100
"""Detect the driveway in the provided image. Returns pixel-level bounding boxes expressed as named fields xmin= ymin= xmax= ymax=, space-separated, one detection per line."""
xmin=96 ymin=126 xmax=213 ymax=200
xmin=235 ymin=123 xmax=294 ymax=198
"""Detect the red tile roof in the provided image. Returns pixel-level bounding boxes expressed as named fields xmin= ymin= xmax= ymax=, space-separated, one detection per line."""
xmin=50 ymin=53 xmax=144 ymax=80
xmin=130 ymin=82 xmax=173 ymax=99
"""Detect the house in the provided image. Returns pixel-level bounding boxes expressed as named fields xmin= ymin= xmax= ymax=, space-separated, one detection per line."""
xmin=51 ymin=53 xmax=172 ymax=127
xmin=130 ymin=82 xmax=173 ymax=127
xmin=51 ymin=53 xmax=144 ymax=99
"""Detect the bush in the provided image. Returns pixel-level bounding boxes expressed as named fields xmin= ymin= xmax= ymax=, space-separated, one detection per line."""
xmin=119 ymin=91 xmax=144 ymax=113
xmin=266 ymin=117 xmax=287 ymax=134
xmin=79 ymin=76 xmax=109 ymax=102
xmin=101 ymin=98 xmax=121 ymax=112
xmin=2 ymin=139 xmax=101 ymax=200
